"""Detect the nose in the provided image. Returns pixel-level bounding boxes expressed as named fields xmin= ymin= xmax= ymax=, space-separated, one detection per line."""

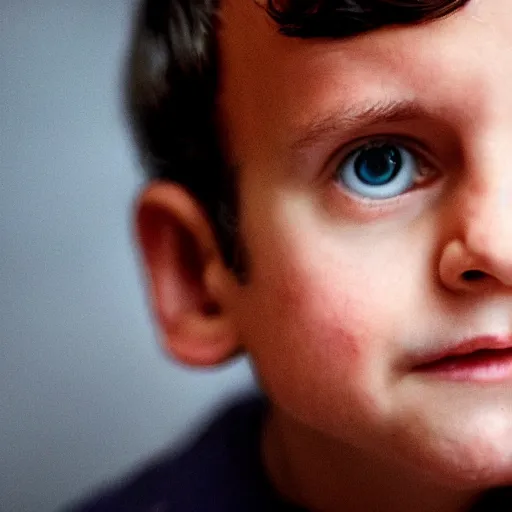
xmin=439 ymin=180 xmax=512 ymax=294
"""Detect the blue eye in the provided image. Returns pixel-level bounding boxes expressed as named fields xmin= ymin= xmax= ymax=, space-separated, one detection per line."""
xmin=336 ymin=141 xmax=420 ymax=199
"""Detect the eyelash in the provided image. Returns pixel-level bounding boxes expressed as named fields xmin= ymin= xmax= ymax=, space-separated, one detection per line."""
xmin=329 ymin=135 xmax=438 ymax=200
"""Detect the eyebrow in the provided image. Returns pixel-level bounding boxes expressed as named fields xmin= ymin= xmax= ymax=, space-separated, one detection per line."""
xmin=289 ymin=98 xmax=429 ymax=154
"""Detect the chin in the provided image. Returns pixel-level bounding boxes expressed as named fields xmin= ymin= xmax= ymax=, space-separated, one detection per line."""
xmin=385 ymin=375 xmax=512 ymax=489
xmin=403 ymin=426 xmax=512 ymax=490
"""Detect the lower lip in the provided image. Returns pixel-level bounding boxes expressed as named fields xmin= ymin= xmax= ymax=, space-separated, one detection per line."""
xmin=414 ymin=348 xmax=512 ymax=382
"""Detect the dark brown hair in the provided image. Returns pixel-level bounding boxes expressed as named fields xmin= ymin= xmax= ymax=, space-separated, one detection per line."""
xmin=127 ymin=0 xmax=470 ymax=270
xmin=266 ymin=0 xmax=469 ymax=37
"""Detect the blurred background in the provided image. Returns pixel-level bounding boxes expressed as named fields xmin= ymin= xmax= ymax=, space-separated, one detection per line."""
xmin=0 ymin=2 xmax=254 ymax=511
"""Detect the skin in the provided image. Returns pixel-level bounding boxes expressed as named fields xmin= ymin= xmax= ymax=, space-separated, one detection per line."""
xmin=136 ymin=0 xmax=512 ymax=510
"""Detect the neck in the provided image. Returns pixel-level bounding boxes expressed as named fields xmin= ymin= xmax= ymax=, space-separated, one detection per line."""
xmin=262 ymin=405 xmax=484 ymax=512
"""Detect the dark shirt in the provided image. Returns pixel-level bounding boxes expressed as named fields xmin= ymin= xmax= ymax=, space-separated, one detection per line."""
xmin=65 ymin=395 xmax=303 ymax=512
xmin=65 ymin=395 xmax=512 ymax=511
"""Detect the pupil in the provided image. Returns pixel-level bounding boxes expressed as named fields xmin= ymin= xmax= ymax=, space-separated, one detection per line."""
xmin=354 ymin=145 xmax=401 ymax=186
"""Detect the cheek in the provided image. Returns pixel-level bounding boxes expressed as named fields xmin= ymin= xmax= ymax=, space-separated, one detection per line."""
xmin=237 ymin=188 xmax=426 ymax=434
xmin=242 ymin=236 xmax=390 ymax=429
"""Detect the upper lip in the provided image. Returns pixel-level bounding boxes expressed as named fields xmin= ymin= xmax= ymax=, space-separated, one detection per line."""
xmin=412 ymin=334 xmax=512 ymax=369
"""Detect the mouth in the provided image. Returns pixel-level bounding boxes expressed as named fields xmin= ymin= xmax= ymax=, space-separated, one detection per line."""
xmin=412 ymin=335 xmax=512 ymax=382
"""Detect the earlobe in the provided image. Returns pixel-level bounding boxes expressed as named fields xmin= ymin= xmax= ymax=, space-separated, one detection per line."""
xmin=134 ymin=182 xmax=240 ymax=367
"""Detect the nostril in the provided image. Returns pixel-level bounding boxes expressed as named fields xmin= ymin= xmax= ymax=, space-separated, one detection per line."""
xmin=462 ymin=270 xmax=486 ymax=281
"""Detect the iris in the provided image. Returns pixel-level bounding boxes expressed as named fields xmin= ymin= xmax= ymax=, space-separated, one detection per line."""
xmin=354 ymin=144 xmax=402 ymax=186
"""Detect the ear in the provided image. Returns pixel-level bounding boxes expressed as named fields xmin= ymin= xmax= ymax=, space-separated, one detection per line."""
xmin=134 ymin=182 xmax=240 ymax=367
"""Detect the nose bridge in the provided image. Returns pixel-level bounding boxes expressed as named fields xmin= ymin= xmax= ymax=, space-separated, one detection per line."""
xmin=456 ymin=135 xmax=512 ymax=272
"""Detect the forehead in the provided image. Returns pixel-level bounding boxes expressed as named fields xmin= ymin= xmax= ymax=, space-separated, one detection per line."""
xmin=217 ymin=0 xmax=512 ymax=168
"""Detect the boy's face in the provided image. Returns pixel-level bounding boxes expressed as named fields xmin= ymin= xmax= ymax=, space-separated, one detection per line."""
xmin=218 ymin=0 xmax=512 ymax=487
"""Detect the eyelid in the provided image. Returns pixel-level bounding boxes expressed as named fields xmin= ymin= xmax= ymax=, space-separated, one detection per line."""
xmin=325 ymin=133 xmax=438 ymax=183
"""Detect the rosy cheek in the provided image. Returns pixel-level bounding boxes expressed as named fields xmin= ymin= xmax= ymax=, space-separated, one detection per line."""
xmin=255 ymin=249 xmax=375 ymax=380
xmin=249 ymin=260 xmax=384 ymax=432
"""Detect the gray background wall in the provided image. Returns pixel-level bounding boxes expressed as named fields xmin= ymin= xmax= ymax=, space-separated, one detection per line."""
xmin=1 ymin=2 xmax=254 ymax=511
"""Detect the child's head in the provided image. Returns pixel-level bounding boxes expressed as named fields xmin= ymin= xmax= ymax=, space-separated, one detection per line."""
xmin=130 ymin=0 xmax=512 ymax=495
